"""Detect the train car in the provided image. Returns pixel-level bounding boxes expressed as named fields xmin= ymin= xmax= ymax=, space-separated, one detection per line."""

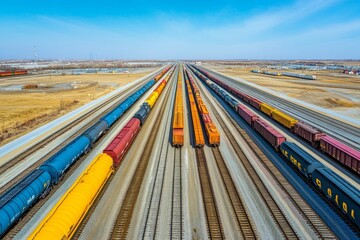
xmin=13 ymin=70 xmax=28 ymax=75
xmin=237 ymin=104 xmax=258 ymax=127
xmin=134 ymin=104 xmax=150 ymax=125
xmin=83 ymin=120 xmax=108 ymax=144
xmin=0 ymin=169 xmax=51 ymax=237
xmin=280 ymin=142 xmax=323 ymax=178
xmin=204 ymin=122 xmax=220 ymax=146
xmin=311 ymin=167 xmax=360 ymax=228
xmin=249 ymin=98 xmax=262 ymax=109
xmin=172 ymin=69 xmax=184 ymax=147
xmin=271 ymin=110 xmax=298 ymax=130
xmin=185 ymin=76 xmax=205 ymax=147
xmin=39 ymin=135 xmax=91 ymax=183
xmin=224 ymin=95 xmax=238 ymax=111
xmin=154 ymin=80 xmax=166 ymax=95
xmin=29 ymin=154 xmax=113 ymax=239
xmin=230 ymin=88 xmax=245 ymax=100
xmin=319 ymin=135 xmax=360 ymax=174
xmin=294 ymin=122 xmax=323 ymax=147
xmin=242 ymin=94 xmax=252 ymax=103
xmin=145 ymin=92 xmax=159 ymax=109
xmin=253 ymin=118 xmax=286 ymax=149
xmin=104 ymin=118 xmax=141 ymax=167
xmin=0 ymin=71 xmax=13 ymax=77
xmin=100 ymin=79 xmax=155 ymax=127
xmin=259 ymin=103 xmax=276 ymax=116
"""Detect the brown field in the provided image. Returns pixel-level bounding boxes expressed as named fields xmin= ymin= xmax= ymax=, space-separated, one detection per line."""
xmin=0 ymin=70 xmax=153 ymax=146
xmin=204 ymin=64 xmax=360 ymax=120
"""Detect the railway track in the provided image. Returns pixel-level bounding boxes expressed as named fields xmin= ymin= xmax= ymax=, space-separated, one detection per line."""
xmin=202 ymin=67 xmax=360 ymax=150
xmin=211 ymin=147 xmax=257 ymax=238
xmin=171 ymin=148 xmax=183 ymax=239
xmin=109 ymin=76 xmax=172 ymax=240
xmin=0 ymin=80 xmax=151 ymax=195
xmin=199 ymin=76 xmax=336 ymax=238
xmin=141 ymin=73 xmax=179 ymax=239
xmin=3 ymin=142 xmax=101 ymax=238
xmin=195 ymin=148 xmax=224 ymax=239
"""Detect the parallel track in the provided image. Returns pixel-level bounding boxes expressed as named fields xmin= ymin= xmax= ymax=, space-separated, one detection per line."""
xmin=171 ymin=148 xmax=183 ymax=239
xmin=202 ymin=67 xmax=360 ymax=150
xmin=141 ymin=71 xmax=178 ymax=239
xmin=211 ymin=147 xmax=257 ymax=238
xmin=200 ymin=75 xmax=336 ymax=238
xmin=0 ymin=77 xmax=154 ymax=195
xmin=109 ymin=78 xmax=172 ymax=240
xmin=195 ymin=148 xmax=224 ymax=239
xmin=3 ymin=143 xmax=100 ymax=238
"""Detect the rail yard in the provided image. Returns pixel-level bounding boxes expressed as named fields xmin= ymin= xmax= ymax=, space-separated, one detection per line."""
xmin=0 ymin=62 xmax=359 ymax=240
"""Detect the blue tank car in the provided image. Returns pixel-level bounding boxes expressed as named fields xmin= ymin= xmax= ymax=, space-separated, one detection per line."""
xmin=102 ymin=105 xmax=127 ymax=127
xmin=280 ymin=142 xmax=323 ymax=178
xmin=134 ymin=103 xmax=150 ymax=125
xmin=83 ymin=120 xmax=108 ymax=144
xmin=312 ymin=167 xmax=360 ymax=228
xmin=101 ymin=79 xmax=156 ymax=127
xmin=0 ymin=169 xmax=51 ymax=236
xmin=39 ymin=135 xmax=91 ymax=183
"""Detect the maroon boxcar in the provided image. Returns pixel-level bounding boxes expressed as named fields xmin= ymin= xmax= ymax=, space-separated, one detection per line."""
xmin=231 ymin=88 xmax=245 ymax=100
xmin=242 ymin=94 xmax=251 ymax=103
xmin=249 ymin=98 xmax=262 ymax=109
xmin=294 ymin=122 xmax=323 ymax=146
xmin=237 ymin=104 xmax=258 ymax=127
xmin=254 ymin=118 xmax=286 ymax=149
xmin=320 ymin=135 xmax=360 ymax=174
xmin=104 ymin=118 xmax=141 ymax=167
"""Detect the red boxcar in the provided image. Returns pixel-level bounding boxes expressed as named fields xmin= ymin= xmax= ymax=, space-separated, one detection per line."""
xmin=231 ymin=88 xmax=245 ymax=100
xmin=237 ymin=104 xmax=258 ymax=127
xmin=104 ymin=118 xmax=141 ymax=167
xmin=14 ymin=70 xmax=28 ymax=75
xmin=249 ymin=98 xmax=262 ymax=109
xmin=242 ymin=94 xmax=251 ymax=103
xmin=294 ymin=122 xmax=323 ymax=146
xmin=0 ymin=71 xmax=13 ymax=77
xmin=320 ymin=135 xmax=360 ymax=174
xmin=254 ymin=118 xmax=286 ymax=149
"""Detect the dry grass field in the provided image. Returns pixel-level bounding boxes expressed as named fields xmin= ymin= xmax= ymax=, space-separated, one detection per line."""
xmin=0 ymin=71 xmax=153 ymax=145
xmin=205 ymin=65 xmax=360 ymax=120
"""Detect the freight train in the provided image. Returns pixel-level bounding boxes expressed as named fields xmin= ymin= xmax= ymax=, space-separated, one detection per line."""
xmin=189 ymin=64 xmax=360 ymax=229
xmin=172 ymin=66 xmax=184 ymax=147
xmin=29 ymin=65 xmax=175 ymax=239
xmin=0 ymin=66 xmax=172 ymax=237
xmin=193 ymin=65 xmax=360 ymax=175
xmin=186 ymin=68 xmax=220 ymax=146
xmin=184 ymin=69 xmax=205 ymax=147
xmin=250 ymin=69 xmax=316 ymax=80
xmin=0 ymin=70 xmax=28 ymax=77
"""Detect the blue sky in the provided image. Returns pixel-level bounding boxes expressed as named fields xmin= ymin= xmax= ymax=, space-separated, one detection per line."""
xmin=0 ymin=0 xmax=359 ymax=60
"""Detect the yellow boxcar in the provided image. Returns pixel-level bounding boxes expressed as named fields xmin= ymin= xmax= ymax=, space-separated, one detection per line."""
xmin=172 ymin=69 xmax=184 ymax=147
xmin=186 ymin=79 xmax=205 ymax=147
xmin=198 ymin=103 xmax=209 ymax=115
xmin=145 ymin=92 xmax=159 ymax=109
xmin=29 ymin=154 xmax=113 ymax=240
xmin=260 ymin=103 xmax=276 ymax=116
xmin=205 ymin=122 xmax=220 ymax=146
xmin=271 ymin=110 xmax=298 ymax=129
